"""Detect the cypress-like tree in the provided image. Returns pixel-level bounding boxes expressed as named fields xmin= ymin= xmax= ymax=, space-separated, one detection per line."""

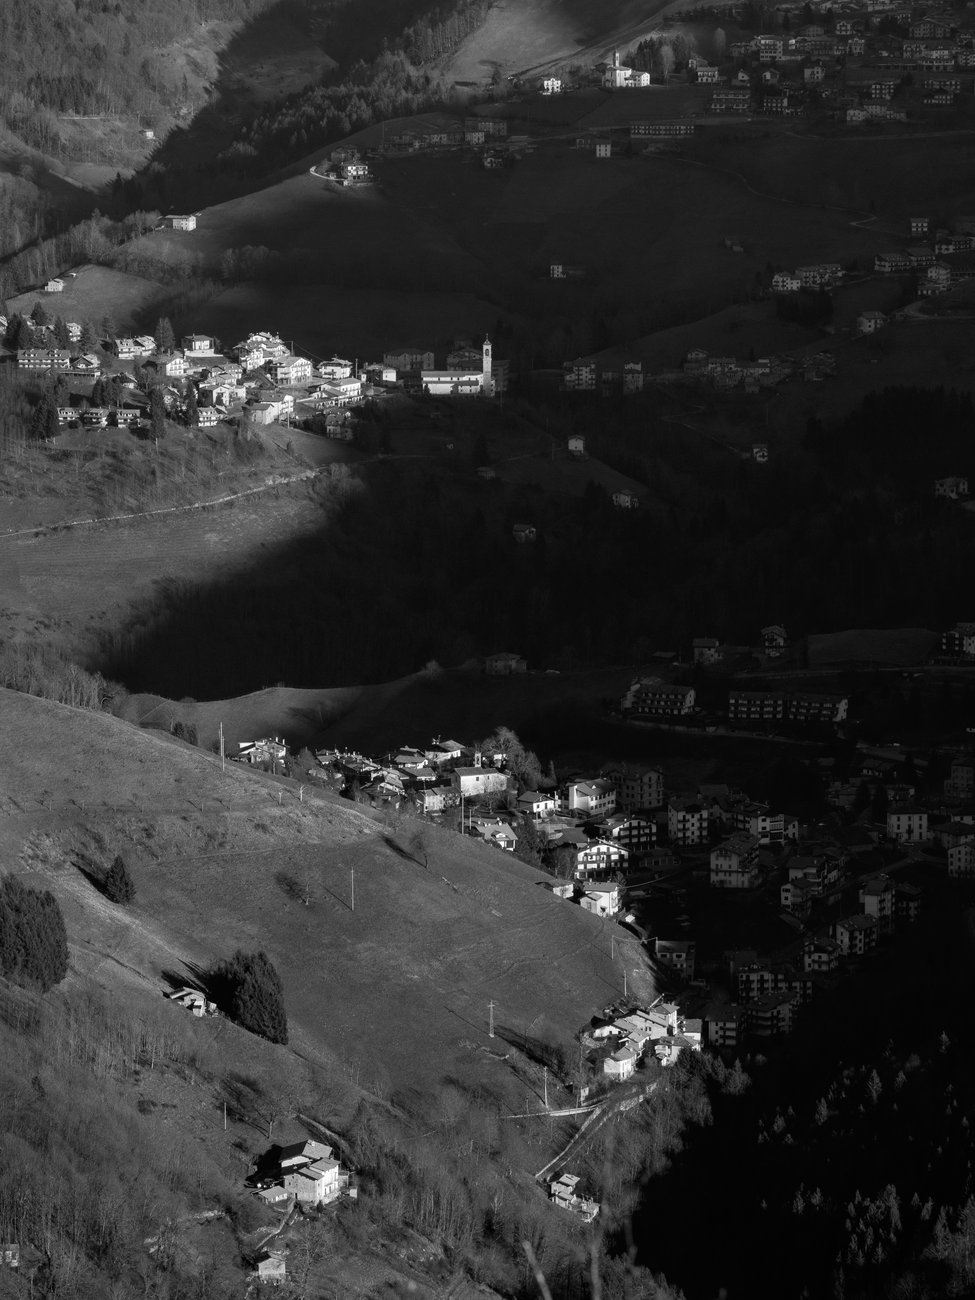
xmin=52 ymin=316 xmax=70 ymax=349
xmin=104 ymin=855 xmax=135 ymax=904
xmin=30 ymin=299 xmax=50 ymax=328
xmin=0 ymin=875 xmax=69 ymax=992
xmin=29 ymin=395 xmax=59 ymax=442
xmin=154 ymin=316 xmax=175 ymax=353
xmin=149 ymin=387 xmax=166 ymax=440
xmin=184 ymin=382 xmax=198 ymax=427
xmin=211 ymin=949 xmax=288 ymax=1044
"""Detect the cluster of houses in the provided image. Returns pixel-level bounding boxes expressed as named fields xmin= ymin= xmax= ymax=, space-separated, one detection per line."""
xmin=3 ymin=309 xmax=510 ymax=433
xmin=251 ymin=1138 xmax=354 ymax=1210
xmin=562 ymin=4 xmax=975 ymax=127
xmin=590 ymin=999 xmax=703 ymax=1076
xmin=560 ymin=342 xmax=836 ymax=399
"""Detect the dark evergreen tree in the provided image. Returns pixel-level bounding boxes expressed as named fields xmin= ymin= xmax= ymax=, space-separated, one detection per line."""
xmin=184 ymin=382 xmax=198 ymax=427
xmin=30 ymin=299 xmax=49 ymax=328
xmin=78 ymin=319 xmax=96 ymax=351
xmin=52 ymin=316 xmax=70 ymax=349
xmin=0 ymin=875 xmax=69 ymax=992
xmin=149 ymin=387 xmax=166 ymax=440
xmin=6 ymin=313 xmax=33 ymax=351
xmin=154 ymin=316 xmax=175 ymax=353
xmin=104 ymin=855 xmax=135 ymax=904
xmin=29 ymin=394 xmax=59 ymax=442
xmin=210 ymin=949 xmax=288 ymax=1044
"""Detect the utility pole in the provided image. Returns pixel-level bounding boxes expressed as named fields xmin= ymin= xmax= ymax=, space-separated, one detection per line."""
xmin=543 ymin=1066 xmax=548 ymax=1110
xmin=623 ymin=969 xmax=627 ymax=999
xmin=351 ymin=866 xmax=355 ymax=913
xmin=219 ymin=720 xmax=225 ymax=773
xmin=223 ymin=1101 xmax=227 ymax=1131
xmin=488 ymin=999 xmax=496 ymax=1038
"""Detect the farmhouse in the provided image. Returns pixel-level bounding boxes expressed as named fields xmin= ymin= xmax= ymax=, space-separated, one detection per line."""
xmin=541 ymin=77 xmax=563 ymax=94
xmin=857 ymin=310 xmax=888 ymax=335
xmin=164 ymin=214 xmax=197 ymax=231
xmin=254 ymin=1252 xmax=286 ymax=1285
xmin=45 ymin=278 xmax=65 ymax=293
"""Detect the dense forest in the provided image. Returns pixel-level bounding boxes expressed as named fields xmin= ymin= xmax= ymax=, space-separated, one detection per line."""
xmin=98 ymin=387 xmax=975 ymax=701
xmin=0 ymin=0 xmax=282 ymax=155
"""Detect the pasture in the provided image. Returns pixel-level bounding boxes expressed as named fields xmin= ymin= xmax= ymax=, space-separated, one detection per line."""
xmin=3 ymin=687 xmax=656 ymax=1099
xmin=9 ymin=263 xmax=164 ymax=330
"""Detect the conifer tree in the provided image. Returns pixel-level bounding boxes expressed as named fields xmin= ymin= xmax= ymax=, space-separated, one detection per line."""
xmin=0 ymin=875 xmax=69 ymax=992
xmin=211 ymin=949 xmax=288 ymax=1044
xmin=29 ymin=394 xmax=59 ymax=442
xmin=104 ymin=855 xmax=135 ymax=904
xmin=30 ymin=299 xmax=50 ymax=328
xmin=154 ymin=316 xmax=175 ymax=353
xmin=149 ymin=387 xmax=166 ymax=440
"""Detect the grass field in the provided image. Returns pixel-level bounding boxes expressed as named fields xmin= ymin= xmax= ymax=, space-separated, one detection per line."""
xmin=8 ymin=263 xmax=164 ymax=330
xmin=442 ymin=0 xmax=675 ymax=81
xmin=2 ymin=687 xmax=655 ymax=1099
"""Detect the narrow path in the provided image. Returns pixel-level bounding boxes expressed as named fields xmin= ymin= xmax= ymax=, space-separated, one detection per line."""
xmin=0 ymin=467 xmax=322 ymax=542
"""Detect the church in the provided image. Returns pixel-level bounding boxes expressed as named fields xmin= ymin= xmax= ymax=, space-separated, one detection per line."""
xmin=421 ymin=337 xmax=495 ymax=397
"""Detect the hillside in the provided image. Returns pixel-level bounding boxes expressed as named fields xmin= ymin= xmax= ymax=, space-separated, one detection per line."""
xmin=1 ymin=685 xmax=654 ymax=1095
xmin=440 ymin=0 xmax=671 ymax=83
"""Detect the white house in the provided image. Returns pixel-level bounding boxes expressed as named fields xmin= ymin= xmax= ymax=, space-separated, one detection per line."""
xmin=580 ymin=883 xmax=620 ymax=916
xmin=564 ymin=779 xmax=617 ymax=818
xmin=164 ymin=214 xmax=197 ymax=231
xmin=518 ymin=790 xmax=557 ymax=820
xmin=45 ymin=278 xmax=65 ymax=293
xmin=541 ymin=77 xmax=564 ymax=94
xmin=271 ymin=355 xmax=313 ymax=386
xmin=451 ymin=765 xmax=509 ymax=798
xmin=182 ymin=333 xmax=215 ymax=355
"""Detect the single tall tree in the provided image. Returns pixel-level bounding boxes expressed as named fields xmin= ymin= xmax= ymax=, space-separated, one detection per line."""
xmin=104 ymin=855 xmax=136 ymax=904
xmin=155 ymin=316 xmax=175 ymax=353
xmin=184 ymin=381 xmax=198 ymax=427
xmin=149 ymin=387 xmax=166 ymax=440
xmin=31 ymin=299 xmax=50 ymax=328
xmin=29 ymin=395 xmax=60 ymax=442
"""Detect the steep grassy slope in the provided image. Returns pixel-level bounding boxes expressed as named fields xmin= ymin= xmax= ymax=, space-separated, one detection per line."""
xmin=1 ymin=687 xmax=654 ymax=1099
xmin=440 ymin=0 xmax=669 ymax=81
